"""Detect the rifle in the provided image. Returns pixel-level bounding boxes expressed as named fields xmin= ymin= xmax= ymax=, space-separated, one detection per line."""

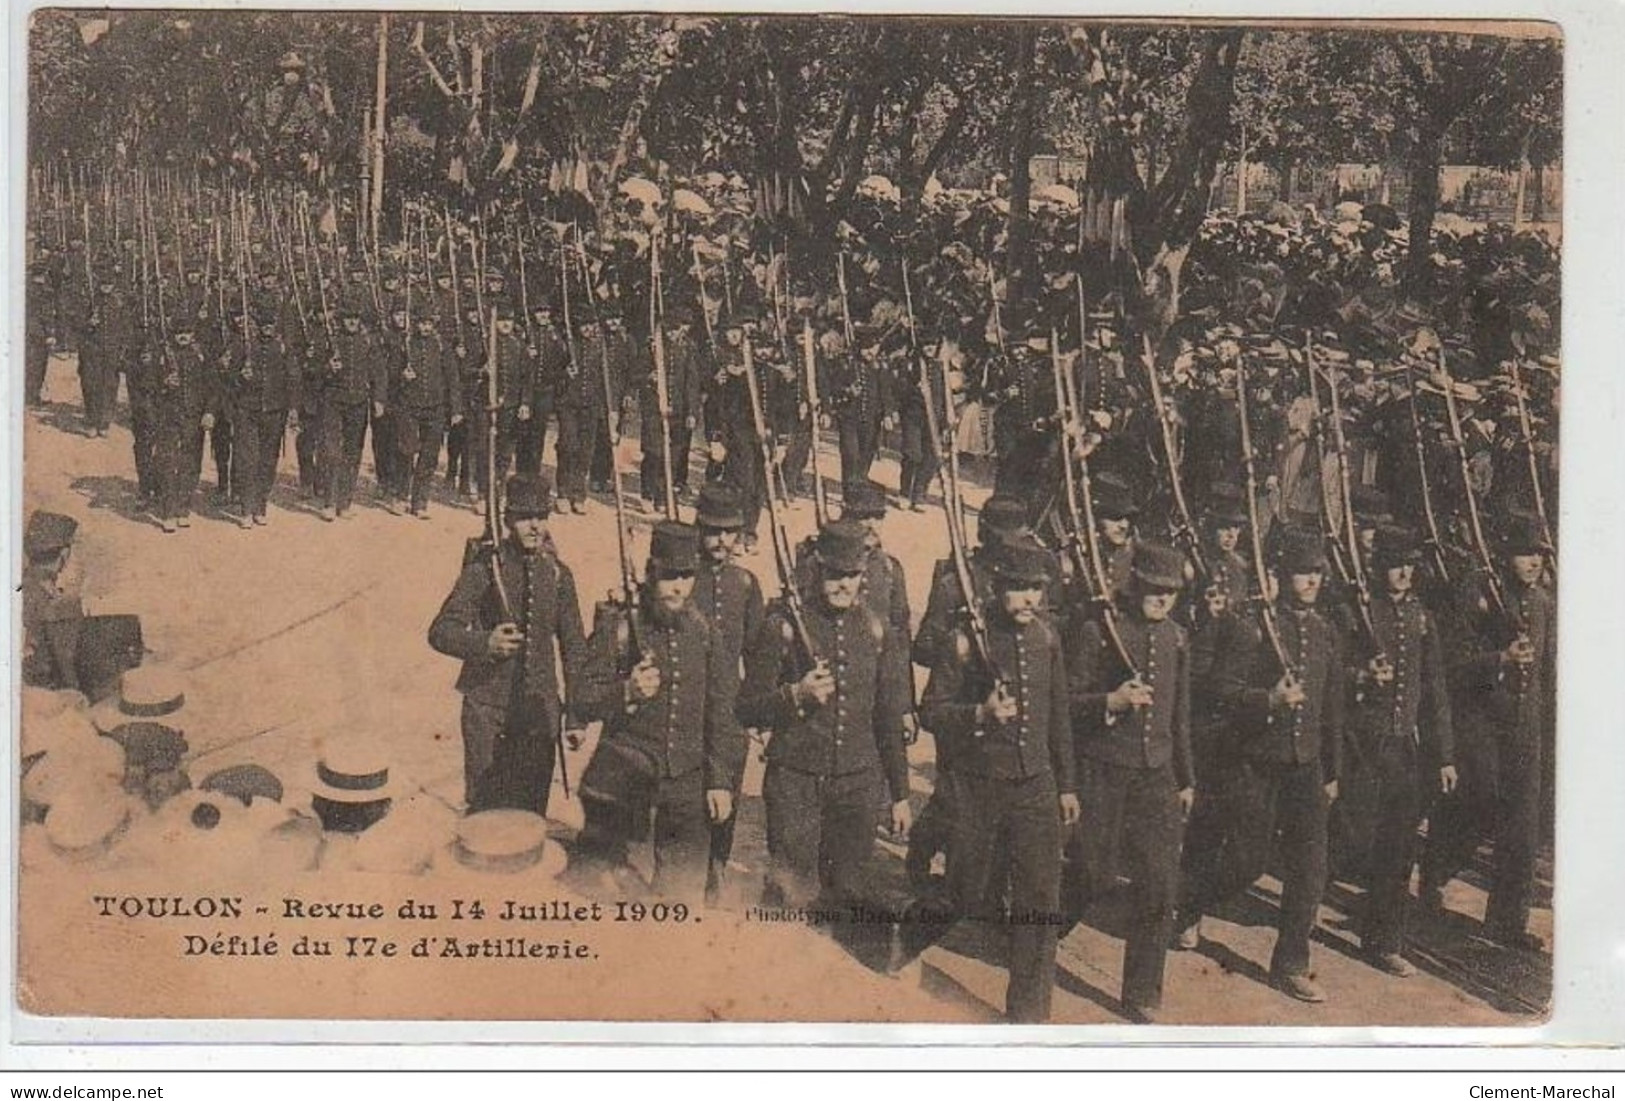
xmin=444 ymin=206 xmax=466 ymax=352
xmin=1405 ymin=360 xmax=1453 ymax=587
xmin=1139 ymin=334 xmax=1209 ymax=581
xmin=802 ymin=319 xmax=829 ymax=527
xmin=1434 ymin=343 xmax=1522 ymax=634
xmin=919 ymin=338 xmax=1002 ymax=694
xmin=82 ymin=201 xmax=96 ymax=318
xmin=743 ymin=336 xmax=819 ymax=675
xmin=1507 ymin=357 xmax=1557 ymax=559
xmin=1053 ymin=328 xmax=1139 ymax=676
xmin=1236 ymin=352 xmax=1296 ymax=678
xmin=651 ymin=223 xmax=677 ymax=520
xmin=1307 ymin=339 xmax=1382 ymax=658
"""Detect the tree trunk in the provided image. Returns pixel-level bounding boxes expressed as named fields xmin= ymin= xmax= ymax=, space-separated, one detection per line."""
xmin=1003 ymin=24 xmax=1040 ymax=314
xmin=1403 ymin=123 xmax=1442 ymax=296
xmin=370 ymin=13 xmax=387 ymax=250
xmin=1513 ymin=127 xmax=1532 ymax=229
xmin=1235 ymin=122 xmax=1248 ymax=212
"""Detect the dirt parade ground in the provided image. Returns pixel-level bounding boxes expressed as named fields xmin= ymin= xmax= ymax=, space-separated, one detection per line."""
xmin=17 ymin=353 xmax=1551 ymax=1026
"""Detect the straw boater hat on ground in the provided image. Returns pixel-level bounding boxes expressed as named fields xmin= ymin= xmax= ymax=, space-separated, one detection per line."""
xmin=19 ymin=780 xmax=138 ymax=872
xmin=91 ymin=664 xmax=187 ymax=735
xmin=448 ymin=809 xmax=568 ymax=878
xmin=21 ymin=715 xmax=125 ymax=813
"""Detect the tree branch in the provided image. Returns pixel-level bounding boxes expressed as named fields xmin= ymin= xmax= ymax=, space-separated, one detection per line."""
xmin=411 ymin=20 xmax=459 ymax=100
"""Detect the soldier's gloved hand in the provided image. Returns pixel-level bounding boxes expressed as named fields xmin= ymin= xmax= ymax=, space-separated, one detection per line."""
xmin=901 ymin=713 xmax=920 ymax=746
xmin=1270 ymin=672 xmax=1308 ymax=710
xmin=451 ymin=413 xmax=465 ymax=426
xmin=706 ymin=789 xmax=734 ymax=825
xmin=287 ymin=409 xmax=300 ymax=431
xmin=200 ymin=413 xmax=216 ymax=431
xmin=486 ymin=622 xmax=525 ymax=659
xmin=1369 ymin=656 xmax=1396 ymax=685
xmin=792 ymin=661 xmax=836 ymax=709
xmin=627 ymin=656 xmax=662 ymax=703
xmin=1439 ymin=764 xmax=1459 ymax=795
xmin=709 ymin=441 xmax=727 ymax=463
xmin=685 ymin=415 xmax=697 ymax=430
xmin=373 ymin=401 xmax=386 ymax=419
xmin=882 ymin=413 xmax=898 ymax=432
xmin=1178 ymin=786 xmax=1196 ymax=819
xmin=517 ymin=405 xmax=532 ymax=421
xmin=979 ymin=683 xmax=1019 ymax=726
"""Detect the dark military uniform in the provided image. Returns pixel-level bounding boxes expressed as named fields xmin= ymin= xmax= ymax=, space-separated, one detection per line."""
xmin=830 ymin=343 xmax=891 ymax=495
xmin=1433 ymin=571 xmax=1554 ymax=943
xmin=921 ymin=603 xmax=1076 ymax=1022
xmin=25 ymin=255 xmax=57 ymax=407
xmin=227 ymin=325 xmax=301 ymax=521
xmin=1065 ymin=605 xmax=1194 ymax=1014
xmin=428 ymin=532 xmax=589 ymax=812
xmin=80 ymin=281 xmax=134 ymax=435
xmin=317 ymin=321 xmax=383 ymax=515
xmin=1181 ymin=596 xmax=1346 ymax=983
xmin=518 ymin=318 xmax=567 ymax=476
xmin=388 ymin=326 xmax=463 ymax=513
xmin=989 ymin=345 xmax=1059 ymax=519
xmin=470 ymin=325 xmax=534 ymax=501
xmin=576 ymin=600 xmax=746 ymax=899
xmin=153 ymin=336 xmax=219 ymax=525
xmin=555 ymin=329 xmax=603 ymax=508
xmin=897 ymin=356 xmax=943 ymax=509
xmin=738 ymin=594 xmax=912 ymax=907
xmin=640 ymin=327 xmax=705 ymax=508
xmin=1342 ymin=586 xmax=1453 ymax=961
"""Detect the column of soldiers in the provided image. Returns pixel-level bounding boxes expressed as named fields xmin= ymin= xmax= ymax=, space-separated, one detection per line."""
xmin=27 ymin=175 xmax=1555 ymax=1025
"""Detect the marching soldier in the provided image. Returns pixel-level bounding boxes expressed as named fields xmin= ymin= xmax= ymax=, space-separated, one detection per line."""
xmin=471 ymin=304 xmax=535 ymax=509
xmin=25 ymin=245 xmax=57 ymax=408
xmin=1064 ymin=542 xmax=1194 ymax=1022
xmin=896 ymin=347 xmax=943 ymax=513
xmin=226 ymin=312 xmax=301 ymax=528
xmin=79 ymin=269 xmax=131 ymax=438
xmin=517 ymin=302 xmax=567 ymax=477
xmin=1177 ymin=527 xmax=1346 ymax=1004
xmin=574 ymin=522 xmax=746 ymax=900
xmin=1092 ymin=471 xmax=1141 ymax=598
xmin=1427 ymin=516 xmax=1554 ymax=952
xmin=640 ymin=305 xmax=704 ymax=511
xmin=1341 ymin=526 xmax=1456 ymax=977
xmin=152 ymin=327 xmax=219 ymax=533
xmin=989 ymin=328 xmax=1060 ymax=522
xmin=920 ymin=535 xmax=1079 ymax=1022
xmin=838 ymin=480 xmax=912 ymax=641
xmin=315 ymin=303 xmax=380 ymax=520
xmin=555 ymin=318 xmax=603 ymax=515
xmin=829 ymin=323 xmax=891 ymax=497
xmin=386 ymin=313 xmax=464 ymax=518
xmin=427 ymin=472 xmax=589 ymax=813
xmin=738 ymin=520 xmax=913 ymax=907
xmin=689 ymin=483 xmax=767 ymax=900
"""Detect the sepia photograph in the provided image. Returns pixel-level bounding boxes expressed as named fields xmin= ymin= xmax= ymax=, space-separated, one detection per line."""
xmin=15 ymin=10 xmax=1561 ymax=1028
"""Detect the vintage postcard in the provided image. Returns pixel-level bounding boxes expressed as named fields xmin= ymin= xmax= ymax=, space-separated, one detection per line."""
xmin=15 ymin=10 xmax=1560 ymax=1027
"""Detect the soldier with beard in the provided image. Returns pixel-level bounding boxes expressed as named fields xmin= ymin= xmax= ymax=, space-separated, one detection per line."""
xmin=573 ymin=522 xmax=746 ymax=900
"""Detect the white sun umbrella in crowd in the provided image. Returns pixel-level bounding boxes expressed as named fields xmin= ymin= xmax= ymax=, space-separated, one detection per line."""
xmin=672 ymin=188 xmax=713 ymax=217
xmin=858 ymin=174 xmax=901 ymax=204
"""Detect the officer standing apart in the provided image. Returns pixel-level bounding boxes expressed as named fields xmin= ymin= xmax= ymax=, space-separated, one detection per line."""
xmin=428 ymin=473 xmax=589 ymax=814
